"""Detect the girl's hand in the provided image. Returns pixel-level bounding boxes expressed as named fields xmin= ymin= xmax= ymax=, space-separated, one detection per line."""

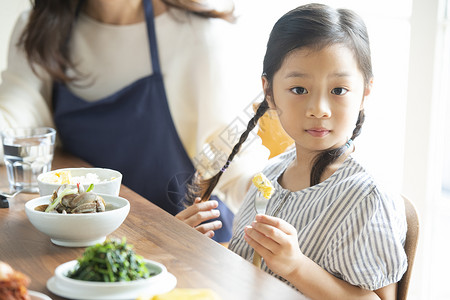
xmin=244 ymin=214 xmax=304 ymax=278
xmin=175 ymin=197 xmax=222 ymax=238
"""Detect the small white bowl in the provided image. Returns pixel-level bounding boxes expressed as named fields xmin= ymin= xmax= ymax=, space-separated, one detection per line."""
xmin=37 ymin=168 xmax=122 ymax=197
xmin=25 ymin=194 xmax=130 ymax=247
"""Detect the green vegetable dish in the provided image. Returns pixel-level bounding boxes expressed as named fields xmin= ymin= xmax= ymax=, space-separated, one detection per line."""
xmin=67 ymin=238 xmax=157 ymax=282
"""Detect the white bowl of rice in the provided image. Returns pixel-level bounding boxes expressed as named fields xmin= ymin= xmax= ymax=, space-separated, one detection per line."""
xmin=37 ymin=168 xmax=122 ymax=196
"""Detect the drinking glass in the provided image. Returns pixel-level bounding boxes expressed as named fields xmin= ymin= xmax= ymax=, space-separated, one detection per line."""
xmin=1 ymin=127 xmax=56 ymax=193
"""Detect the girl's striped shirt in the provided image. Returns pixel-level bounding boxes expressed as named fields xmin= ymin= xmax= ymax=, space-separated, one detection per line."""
xmin=228 ymin=148 xmax=407 ymax=291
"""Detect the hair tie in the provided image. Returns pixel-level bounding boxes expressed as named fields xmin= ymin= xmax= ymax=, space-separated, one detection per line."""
xmin=220 ymin=160 xmax=231 ymax=173
xmin=345 ymin=139 xmax=353 ymax=148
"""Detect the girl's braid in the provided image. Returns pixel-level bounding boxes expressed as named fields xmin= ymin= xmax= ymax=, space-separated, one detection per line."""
xmin=350 ymin=109 xmax=365 ymax=140
xmin=185 ymin=100 xmax=270 ymax=204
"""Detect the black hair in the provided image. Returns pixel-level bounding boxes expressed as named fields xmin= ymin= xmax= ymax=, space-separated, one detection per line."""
xmin=263 ymin=3 xmax=372 ymax=186
xmin=187 ymin=3 xmax=373 ymax=202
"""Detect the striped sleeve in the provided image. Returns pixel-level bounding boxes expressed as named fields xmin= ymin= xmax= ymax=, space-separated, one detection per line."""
xmin=322 ymin=188 xmax=408 ymax=290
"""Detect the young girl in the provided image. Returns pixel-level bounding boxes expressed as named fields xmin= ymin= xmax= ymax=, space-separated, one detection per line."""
xmin=177 ymin=3 xmax=407 ymax=299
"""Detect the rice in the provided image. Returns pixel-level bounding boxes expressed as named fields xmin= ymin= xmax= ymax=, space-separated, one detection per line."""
xmin=41 ymin=171 xmax=107 ymax=185
xmin=71 ymin=173 xmax=104 ymax=184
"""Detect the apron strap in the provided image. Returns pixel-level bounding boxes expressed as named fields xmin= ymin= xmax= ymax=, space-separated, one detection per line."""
xmin=143 ymin=0 xmax=162 ymax=75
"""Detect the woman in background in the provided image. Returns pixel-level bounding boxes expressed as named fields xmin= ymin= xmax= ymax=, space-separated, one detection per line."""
xmin=0 ymin=0 xmax=269 ymax=242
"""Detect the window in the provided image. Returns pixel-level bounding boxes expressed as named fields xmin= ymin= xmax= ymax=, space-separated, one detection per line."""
xmin=441 ymin=0 xmax=450 ymax=195
xmin=431 ymin=0 xmax=450 ymax=299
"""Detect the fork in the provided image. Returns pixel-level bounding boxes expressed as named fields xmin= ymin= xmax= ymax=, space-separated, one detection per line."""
xmin=252 ymin=193 xmax=269 ymax=267
xmin=0 ymin=189 xmax=23 ymax=198
xmin=0 ymin=189 xmax=26 ymax=209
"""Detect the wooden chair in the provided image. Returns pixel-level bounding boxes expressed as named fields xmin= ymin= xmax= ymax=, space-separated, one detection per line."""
xmin=397 ymin=195 xmax=419 ymax=300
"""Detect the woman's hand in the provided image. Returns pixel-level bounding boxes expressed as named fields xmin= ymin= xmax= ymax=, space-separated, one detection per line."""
xmin=244 ymin=214 xmax=304 ymax=278
xmin=175 ymin=197 xmax=222 ymax=238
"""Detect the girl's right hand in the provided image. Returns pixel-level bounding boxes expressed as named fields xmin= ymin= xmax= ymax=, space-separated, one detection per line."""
xmin=244 ymin=214 xmax=304 ymax=278
xmin=175 ymin=197 xmax=222 ymax=238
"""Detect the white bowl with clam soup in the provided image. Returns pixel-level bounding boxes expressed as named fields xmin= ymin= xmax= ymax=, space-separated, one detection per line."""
xmin=25 ymin=193 xmax=130 ymax=247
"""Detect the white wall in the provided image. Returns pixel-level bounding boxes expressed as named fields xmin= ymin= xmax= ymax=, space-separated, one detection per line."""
xmin=0 ymin=0 xmax=30 ymax=82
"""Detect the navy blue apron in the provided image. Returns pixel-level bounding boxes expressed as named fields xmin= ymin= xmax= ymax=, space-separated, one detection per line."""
xmin=52 ymin=0 xmax=233 ymax=242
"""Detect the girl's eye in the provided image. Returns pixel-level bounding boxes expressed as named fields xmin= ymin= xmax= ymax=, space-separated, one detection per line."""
xmin=291 ymin=87 xmax=308 ymax=95
xmin=331 ymin=87 xmax=348 ymax=95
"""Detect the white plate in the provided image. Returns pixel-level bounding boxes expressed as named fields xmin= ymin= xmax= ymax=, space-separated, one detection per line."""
xmin=46 ymin=259 xmax=176 ymax=300
xmin=47 ymin=273 xmax=176 ymax=300
xmin=29 ymin=290 xmax=52 ymax=300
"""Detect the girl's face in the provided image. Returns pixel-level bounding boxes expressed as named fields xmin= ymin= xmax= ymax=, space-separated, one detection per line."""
xmin=263 ymin=44 xmax=371 ymax=155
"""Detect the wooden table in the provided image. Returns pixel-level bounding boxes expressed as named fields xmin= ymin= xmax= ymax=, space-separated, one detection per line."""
xmin=0 ymin=151 xmax=305 ymax=300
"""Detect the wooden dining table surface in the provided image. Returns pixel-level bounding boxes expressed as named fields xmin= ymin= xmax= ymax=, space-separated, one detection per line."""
xmin=0 ymin=151 xmax=306 ymax=300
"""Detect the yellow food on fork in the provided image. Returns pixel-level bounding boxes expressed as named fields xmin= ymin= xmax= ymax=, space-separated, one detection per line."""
xmin=252 ymin=172 xmax=274 ymax=199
